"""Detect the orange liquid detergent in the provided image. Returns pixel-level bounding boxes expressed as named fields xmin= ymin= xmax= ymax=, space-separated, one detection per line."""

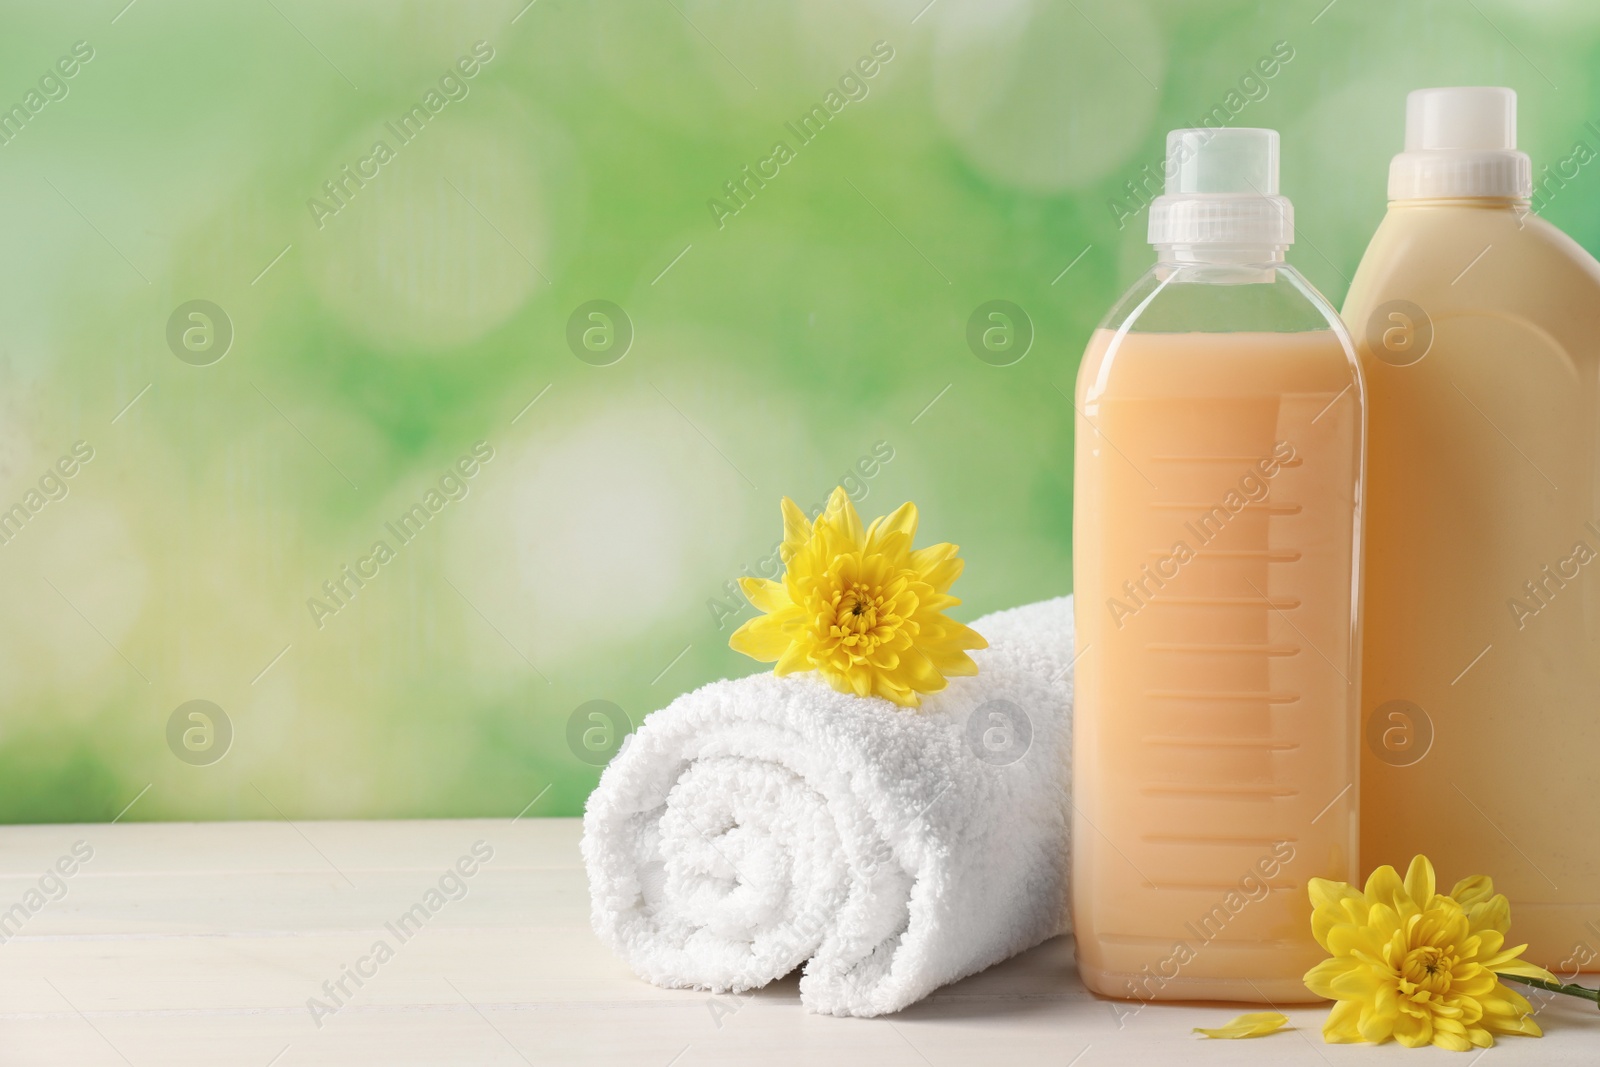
xmin=1072 ymin=327 xmax=1363 ymax=1002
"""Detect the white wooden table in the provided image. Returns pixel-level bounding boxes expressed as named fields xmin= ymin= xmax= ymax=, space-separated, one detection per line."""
xmin=3 ymin=818 xmax=1596 ymax=1065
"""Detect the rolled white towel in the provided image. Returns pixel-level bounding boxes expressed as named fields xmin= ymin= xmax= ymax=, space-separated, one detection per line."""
xmin=581 ymin=595 xmax=1073 ymax=1017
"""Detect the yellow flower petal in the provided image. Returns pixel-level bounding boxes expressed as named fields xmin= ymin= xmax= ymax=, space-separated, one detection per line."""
xmin=864 ymin=501 xmax=918 ymax=555
xmin=773 ymin=640 xmax=814 ymax=676
xmin=906 ymin=542 xmax=957 ymax=573
xmin=1451 ymin=874 xmax=1496 ymax=909
xmin=1464 ymin=893 xmax=1513 ymax=937
xmin=737 ymin=576 xmax=791 ymax=614
xmin=1403 ymin=854 xmax=1436 ymax=907
xmin=1485 ymin=954 xmax=1555 ymax=983
xmin=820 ymin=487 xmax=864 ymax=545
xmin=1363 ymin=864 xmax=1406 ymax=912
xmin=1323 ymin=999 xmax=1364 ymax=1043
xmin=1192 ymin=1012 xmax=1288 ymax=1040
xmin=916 ymin=553 xmax=965 ymax=593
xmin=780 ymin=497 xmax=813 ymax=551
xmin=1359 ymin=982 xmax=1400 ymax=1042
xmin=728 ymin=613 xmax=794 ymax=661
xmin=1302 ymin=956 xmax=1359 ymax=998
xmin=1327 ymin=922 xmax=1386 ymax=961
xmin=1393 ymin=1009 xmax=1432 ymax=1048
xmin=1497 ymin=1013 xmax=1542 ymax=1038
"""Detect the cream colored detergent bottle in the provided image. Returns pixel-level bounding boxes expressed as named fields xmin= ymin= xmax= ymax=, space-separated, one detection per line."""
xmin=1344 ymin=87 xmax=1600 ymax=971
xmin=1072 ymin=128 xmax=1364 ymax=1002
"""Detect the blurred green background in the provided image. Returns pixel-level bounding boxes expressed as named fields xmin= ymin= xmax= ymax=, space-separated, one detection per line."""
xmin=2 ymin=0 xmax=1595 ymax=821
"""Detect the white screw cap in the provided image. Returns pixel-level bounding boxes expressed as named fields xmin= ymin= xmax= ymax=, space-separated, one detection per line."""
xmin=1147 ymin=128 xmax=1294 ymax=249
xmin=1389 ymin=87 xmax=1531 ymax=200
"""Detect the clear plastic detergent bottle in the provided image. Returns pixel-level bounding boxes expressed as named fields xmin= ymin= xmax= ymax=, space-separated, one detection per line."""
xmin=1072 ymin=128 xmax=1364 ymax=1002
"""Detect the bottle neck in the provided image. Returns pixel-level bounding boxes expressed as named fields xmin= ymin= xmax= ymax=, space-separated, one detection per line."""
xmin=1155 ymin=244 xmax=1286 ymax=266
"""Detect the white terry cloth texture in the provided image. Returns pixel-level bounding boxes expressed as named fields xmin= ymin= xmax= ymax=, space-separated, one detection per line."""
xmin=581 ymin=595 xmax=1074 ymax=1017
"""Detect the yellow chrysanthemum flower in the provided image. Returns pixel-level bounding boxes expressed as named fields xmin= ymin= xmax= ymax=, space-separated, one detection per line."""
xmin=1303 ymin=855 xmax=1556 ymax=1051
xmin=728 ymin=487 xmax=986 ymax=708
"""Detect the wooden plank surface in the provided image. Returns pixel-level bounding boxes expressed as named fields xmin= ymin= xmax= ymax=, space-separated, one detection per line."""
xmin=1 ymin=818 xmax=1595 ymax=1065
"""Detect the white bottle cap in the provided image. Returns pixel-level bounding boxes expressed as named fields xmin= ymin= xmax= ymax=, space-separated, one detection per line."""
xmin=1148 ymin=128 xmax=1293 ymax=249
xmin=1388 ymin=87 xmax=1531 ymax=200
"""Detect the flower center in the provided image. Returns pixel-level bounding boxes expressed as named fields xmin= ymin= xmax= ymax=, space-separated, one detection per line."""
xmin=835 ymin=586 xmax=880 ymax=633
xmin=826 ymin=581 xmax=902 ymax=658
xmin=1399 ymin=946 xmax=1456 ymax=997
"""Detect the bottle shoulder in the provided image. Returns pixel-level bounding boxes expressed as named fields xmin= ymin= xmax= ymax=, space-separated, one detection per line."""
xmin=1523 ymin=213 xmax=1600 ymax=273
xmin=1077 ymin=264 xmax=1362 ymax=405
xmin=1344 ymin=205 xmax=1600 ymax=368
xmin=1346 ymin=205 xmax=1600 ymax=315
xmin=1098 ymin=262 xmax=1350 ymax=338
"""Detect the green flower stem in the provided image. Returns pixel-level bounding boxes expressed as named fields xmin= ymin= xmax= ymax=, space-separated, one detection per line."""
xmin=1499 ymin=972 xmax=1600 ymax=1007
